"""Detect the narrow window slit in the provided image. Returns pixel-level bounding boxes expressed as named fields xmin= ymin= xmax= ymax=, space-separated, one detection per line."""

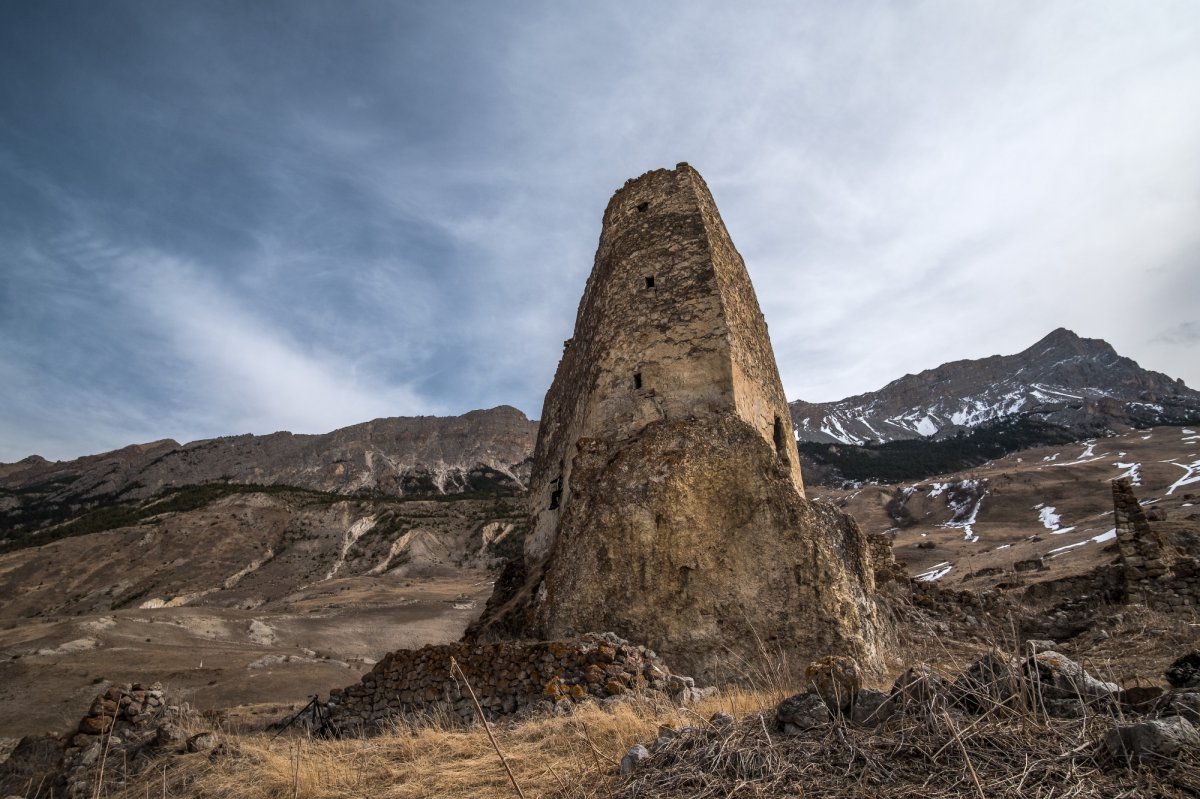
xmin=645 ymin=275 xmax=655 ymax=289
xmin=773 ymin=416 xmax=791 ymax=464
xmin=633 ymin=372 xmax=643 ymax=390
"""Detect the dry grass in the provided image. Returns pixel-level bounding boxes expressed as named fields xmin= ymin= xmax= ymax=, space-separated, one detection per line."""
xmin=73 ymin=610 xmax=1200 ymax=798
xmin=108 ymin=689 xmax=774 ymax=799
xmin=614 ymin=705 xmax=1200 ymax=798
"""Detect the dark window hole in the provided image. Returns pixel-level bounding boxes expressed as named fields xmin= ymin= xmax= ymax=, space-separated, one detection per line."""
xmin=636 ymin=202 xmax=649 ymax=213
xmin=633 ymin=372 xmax=643 ymax=390
xmin=773 ymin=415 xmax=791 ymax=463
xmin=645 ymin=275 xmax=655 ymax=289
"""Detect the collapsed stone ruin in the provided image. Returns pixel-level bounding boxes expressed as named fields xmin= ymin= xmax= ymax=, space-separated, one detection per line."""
xmin=325 ymin=633 xmax=706 ymax=732
xmin=1020 ymin=478 xmax=1200 ymax=615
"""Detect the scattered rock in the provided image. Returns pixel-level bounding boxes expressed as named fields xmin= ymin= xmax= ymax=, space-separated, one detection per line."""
xmin=186 ymin=732 xmax=218 ymax=753
xmin=951 ymin=651 xmax=1020 ymax=712
xmin=1024 ymin=651 xmax=1118 ymax=702
xmin=709 ymin=711 xmax=735 ymax=729
xmin=890 ymin=665 xmax=948 ymax=707
xmin=1104 ymin=716 xmax=1200 ymax=761
xmin=0 ymin=735 xmax=64 ymax=785
xmin=849 ymin=688 xmax=893 ymax=727
xmin=1120 ymin=685 xmax=1165 ymax=708
xmin=1165 ymin=652 xmax=1200 ymax=689
xmin=776 ymin=691 xmax=830 ymax=734
xmin=619 ymin=744 xmax=650 ymax=775
xmin=804 ymin=655 xmax=861 ymax=713
xmin=1169 ymin=693 xmax=1200 ymax=725
xmin=153 ymin=723 xmax=187 ymax=751
xmin=1042 ymin=698 xmax=1086 ymax=719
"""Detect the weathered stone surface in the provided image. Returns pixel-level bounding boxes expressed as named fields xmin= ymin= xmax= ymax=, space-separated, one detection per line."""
xmin=185 ymin=732 xmax=217 ymax=753
xmin=619 ymin=744 xmax=651 ymax=775
xmin=468 ymin=164 xmax=888 ymax=684
xmin=1023 ymin=651 xmax=1118 ymax=701
xmin=1104 ymin=716 xmax=1200 ymax=761
xmin=326 ymin=633 xmax=681 ymax=731
xmin=849 ymin=689 xmax=894 ymax=727
xmin=951 ymin=651 xmax=1021 ymax=712
xmin=805 ymin=655 xmax=862 ymax=712
xmin=1166 ymin=651 xmax=1200 ymax=689
xmin=776 ymin=691 xmax=831 ymax=734
xmin=1170 ymin=693 xmax=1200 ymax=725
xmin=0 ymin=735 xmax=64 ymax=783
xmin=891 ymin=665 xmax=949 ymax=707
xmin=153 ymin=723 xmax=187 ymax=751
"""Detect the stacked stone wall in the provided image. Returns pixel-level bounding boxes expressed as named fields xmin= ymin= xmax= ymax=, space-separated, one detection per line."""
xmin=326 ymin=633 xmax=677 ymax=731
xmin=1112 ymin=478 xmax=1200 ymax=610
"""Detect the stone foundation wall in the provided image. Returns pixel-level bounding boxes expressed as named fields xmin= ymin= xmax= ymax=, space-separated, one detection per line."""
xmin=326 ymin=633 xmax=678 ymax=731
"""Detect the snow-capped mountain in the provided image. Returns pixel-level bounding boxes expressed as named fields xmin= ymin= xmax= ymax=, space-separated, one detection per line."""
xmin=790 ymin=328 xmax=1200 ymax=445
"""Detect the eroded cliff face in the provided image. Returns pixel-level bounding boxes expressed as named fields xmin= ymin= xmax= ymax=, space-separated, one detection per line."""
xmin=470 ymin=415 xmax=888 ymax=682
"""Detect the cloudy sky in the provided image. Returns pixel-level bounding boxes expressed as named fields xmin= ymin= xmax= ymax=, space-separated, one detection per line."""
xmin=2 ymin=1 xmax=1198 ymax=462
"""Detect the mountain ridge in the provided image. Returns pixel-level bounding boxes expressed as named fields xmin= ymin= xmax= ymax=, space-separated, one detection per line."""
xmin=0 ymin=406 xmax=537 ymax=545
xmin=790 ymin=328 xmax=1199 ymax=445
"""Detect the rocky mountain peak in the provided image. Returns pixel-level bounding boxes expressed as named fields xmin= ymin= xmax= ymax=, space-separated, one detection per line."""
xmin=791 ymin=329 xmax=1200 ymax=445
xmin=1021 ymin=327 xmax=1119 ymax=363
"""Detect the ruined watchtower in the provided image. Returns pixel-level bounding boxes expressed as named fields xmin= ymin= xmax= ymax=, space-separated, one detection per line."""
xmin=526 ymin=163 xmax=804 ymax=561
xmin=470 ymin=164 xmax=885 ymax=681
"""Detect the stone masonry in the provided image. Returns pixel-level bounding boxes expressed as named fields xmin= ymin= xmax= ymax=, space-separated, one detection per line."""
xmin=468 ymin=164 xmax=889 ymax=683
xmin=325 ymin=633 xmax=681 ymax=731
xmin=523 ymin=163 xmax=804 ymax=563
xmin=1112 ymin=477 xmax=1200 ymax=609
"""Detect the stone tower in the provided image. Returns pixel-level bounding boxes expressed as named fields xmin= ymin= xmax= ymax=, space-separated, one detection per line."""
xmin=525 ymin=163 xmax=804 ymax=562
xmin=469 ymin=164 xmax=887 ymax=681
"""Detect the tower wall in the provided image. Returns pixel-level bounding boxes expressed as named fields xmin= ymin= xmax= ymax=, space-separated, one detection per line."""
xmin=525 ymin=164 xmax=803 ymax=562
xmin=470 ymin=164 xmax=887 ymax=681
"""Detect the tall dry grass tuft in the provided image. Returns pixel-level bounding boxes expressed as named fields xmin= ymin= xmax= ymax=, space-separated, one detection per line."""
xmin=109 ymin=689 xmax=774 ymax=799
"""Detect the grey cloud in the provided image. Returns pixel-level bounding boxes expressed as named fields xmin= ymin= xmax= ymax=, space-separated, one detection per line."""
xmin=2 ymin=1 xmax=1199 ymax=460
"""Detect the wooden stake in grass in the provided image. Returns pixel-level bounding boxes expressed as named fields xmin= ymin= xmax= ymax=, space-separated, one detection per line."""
xmin=450 ymin=656 xmax=527 ymax=799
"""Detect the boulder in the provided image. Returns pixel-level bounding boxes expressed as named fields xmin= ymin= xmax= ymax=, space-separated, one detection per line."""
xmin=1104 ymin=717 xmax=1200 ymax=762
xmin=1023 ymin=651 xmax=1117 ymax=702
xmin=776 ymin=691 xmax=831 ymax=734
xmin=619 ymin=744 xmax=651 ymax=775
xmin=804 ymin=655 xmax=861 ymax=713
xmin=509 ymin=418 xmax=889 ymax=684
xmin=951 ymin=651 xmax=1020 ymax=713
xmin=1166 ymin=652 xmax=1200 ymax=689
xmin=153 ymin=723 xmax=187 ymax=751
xmin=186 ymin=732 xmax=218 ymax=753
xmin=1169 ymin=693 xmax=1200 ymax=725
xmin=890 ymin=665 xmax=949 ymax=708
xmin=849 ymin=688 xmax=894 ymax=727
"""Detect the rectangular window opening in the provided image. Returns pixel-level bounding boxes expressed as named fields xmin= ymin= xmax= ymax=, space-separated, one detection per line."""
xmin=645 ymin=275 xmax=655 ymax=289
xmin=633 ymin=372 xmax=643 ymax=390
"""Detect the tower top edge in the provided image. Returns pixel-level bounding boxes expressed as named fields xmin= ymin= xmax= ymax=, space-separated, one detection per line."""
xmin=602 ymin=162 xmax=710 ymax=224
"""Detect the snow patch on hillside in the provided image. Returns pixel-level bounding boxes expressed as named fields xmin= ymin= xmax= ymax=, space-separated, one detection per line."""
xmin=916 ymin=562 xmax=953 ymax=581
xmin=1165 ymin=458 xmax=1200 ymax=495
xmin=1114 ymin=462 xmax=1142 ymax=485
